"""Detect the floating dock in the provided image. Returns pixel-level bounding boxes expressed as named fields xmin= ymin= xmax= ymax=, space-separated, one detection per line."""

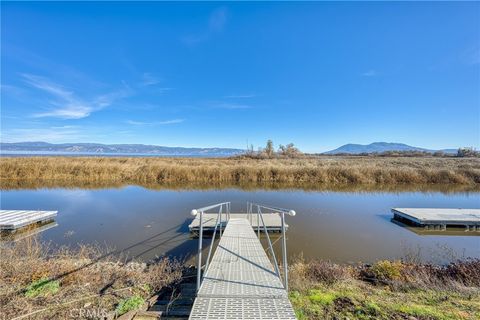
xmin=189 ymin=218 xmax=296 ymax=320
xmin=392 ymin=208 xmax=480 ymax=231
xmin=0 ymin=210 xmax=58 ymax=231
xmin=189 ymin=212 xmax=287 ymax=233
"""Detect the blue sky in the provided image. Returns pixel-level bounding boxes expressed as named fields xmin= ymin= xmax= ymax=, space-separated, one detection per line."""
xmin=1 ymin=2 xmax=479 ymax=152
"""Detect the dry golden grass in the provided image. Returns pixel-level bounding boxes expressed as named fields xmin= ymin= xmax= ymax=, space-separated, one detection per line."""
xmin=1 ymin=156 xmax=479 ymax=190
xmin=0 ymin=236 xmax=182 ymax=319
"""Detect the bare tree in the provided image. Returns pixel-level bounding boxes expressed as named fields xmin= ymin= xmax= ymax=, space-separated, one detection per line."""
xmin=265 ymin=140 xmax=274 ymax=158
xmin=457 ymin=147 xmax=479 ymax=158
xmin=278 ymin=143 xmax=302 ymax=158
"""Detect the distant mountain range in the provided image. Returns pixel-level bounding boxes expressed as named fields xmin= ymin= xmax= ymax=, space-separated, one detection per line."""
xmin=323 ymin=142 xmax=457 ymax=155
xmin=0 ymin=141 xmax=459 ymax=156
xmin=0 ymin=142 xmax=245 ymax=157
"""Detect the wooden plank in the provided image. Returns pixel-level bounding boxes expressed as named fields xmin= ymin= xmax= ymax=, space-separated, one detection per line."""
xmin=189 ymin=218 xmax=296 ymax=320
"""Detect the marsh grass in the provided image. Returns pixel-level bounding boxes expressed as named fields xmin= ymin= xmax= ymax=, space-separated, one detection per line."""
xmin=1 ymin=156 xmax=479 ymax=190
xmin=0 ymin=236 xmax=182 ymax=319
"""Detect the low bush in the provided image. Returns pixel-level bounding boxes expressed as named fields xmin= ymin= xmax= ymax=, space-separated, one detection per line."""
xmin=369 ymin=260 xmax=404 ymax=281
xmin=115 ymin=295 xmax=145 ymax=316
xmin=24 ymin=278 xmax=60 ymax=298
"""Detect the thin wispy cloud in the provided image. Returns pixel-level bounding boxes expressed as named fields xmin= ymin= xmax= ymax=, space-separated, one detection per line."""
xmin=126 ymin=119 xmax=185 ymax=126
xmin=362 ymin=70 xmax=377 ymax=77
xmin=1 ymin=126 xmax=84 ymax=143
xmin=141 ymin=72 xmax=161 ymax=86
xmin=182 ymin=7 xmax=228 ymax=46
xmin=212 ymin=102 xmax=252 ymax=110
xmin=21 ymin=74 xmax=131 ymax=119
xmin=94 ymin=82 xmax=132 ymax=108
xmin=224 ymin=94 xmax=256 ymax=99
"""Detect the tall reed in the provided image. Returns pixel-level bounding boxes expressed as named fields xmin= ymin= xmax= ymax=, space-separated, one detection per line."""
xmin=1 ymin=156 xmax=478 ymax=189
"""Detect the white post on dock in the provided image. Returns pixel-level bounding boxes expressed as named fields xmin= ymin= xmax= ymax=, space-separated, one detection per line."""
xmin=257 ymin=207 xmax=260 ymax=237
xmin=191 ymin=209 xmax=203 ymax=293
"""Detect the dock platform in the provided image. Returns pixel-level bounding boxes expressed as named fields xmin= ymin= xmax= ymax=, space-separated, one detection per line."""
xmin=392 ymin=208 xmax=480 ymax=231
xmin=0 ymin=210 xmax=58 ymax=231
xmin=189 ymin=212 xmax=287 ymax=233
xmin=189 ymin=218 xmax=296 ymax=320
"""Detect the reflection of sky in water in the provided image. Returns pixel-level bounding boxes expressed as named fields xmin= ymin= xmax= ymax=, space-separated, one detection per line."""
xmin=1 ymin=187 xmax=479 ymax=264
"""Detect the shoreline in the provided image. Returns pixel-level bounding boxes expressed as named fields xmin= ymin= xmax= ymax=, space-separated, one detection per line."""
xmin=1 ymin=239 xmax=479 ymax=319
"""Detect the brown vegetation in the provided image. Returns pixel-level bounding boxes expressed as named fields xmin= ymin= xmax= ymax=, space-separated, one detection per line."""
xmin=1 ymin=156 xmax=479 ymax=190
xmin=0 ymin=236 xmax=182 ymax=319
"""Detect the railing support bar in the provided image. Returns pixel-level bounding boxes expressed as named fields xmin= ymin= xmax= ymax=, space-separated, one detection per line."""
xmin=257 ymin=206 xmax=260 ymax=237
xmin=196 ymin=210 xmax=203 ymax=292
xmin=258 ymin=206 xmax=281 ymax=277
xmin=281 ymin=211 xmax=288 ymax=291
xmin=205 ymin=206 xmax=222 ymax=273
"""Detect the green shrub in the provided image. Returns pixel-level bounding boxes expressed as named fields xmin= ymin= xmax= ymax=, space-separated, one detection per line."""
xmin=370 ymin=260 xmax=403 ymax=281
xmin=25 ymin=278 xmax=60 ymax=298
xmin=115 ymin=295 xmax=145 ymax=316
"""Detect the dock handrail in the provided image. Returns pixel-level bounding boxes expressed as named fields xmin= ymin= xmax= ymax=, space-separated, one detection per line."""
xmin=247 ymin=202 xmax=296 ymax=291
xmin=191 ymin=202 xmax=230 ymax=292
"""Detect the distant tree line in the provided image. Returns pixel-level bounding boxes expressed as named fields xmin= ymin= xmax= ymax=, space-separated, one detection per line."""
xmin=243 ymin=140 xmax=303 ymax=158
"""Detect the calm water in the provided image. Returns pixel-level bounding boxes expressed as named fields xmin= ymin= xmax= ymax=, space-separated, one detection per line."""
xmin=1 ymin=187 xmax=479 ymax=264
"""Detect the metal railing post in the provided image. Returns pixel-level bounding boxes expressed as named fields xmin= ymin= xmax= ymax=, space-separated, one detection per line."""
xmin=196 ymin=210 xmax=203 ymax=292
xmin=281 ymin=211 xmax=288 ymax=291
xmin=257 ymin=206 xmax=260 ymax=237
xmin=219 ymin=204 xmax=222 ymax=237
xmin=249 ymin=202 xmax=252 ymax=224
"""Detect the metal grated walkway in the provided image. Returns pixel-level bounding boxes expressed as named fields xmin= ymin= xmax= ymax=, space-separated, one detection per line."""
xmin=189 ymin=218 xmax=296 ymax=320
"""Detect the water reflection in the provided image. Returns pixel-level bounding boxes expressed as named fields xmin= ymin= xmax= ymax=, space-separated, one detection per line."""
xmin=391 ymin=219 xmax=480 ymax=237
xmin=1 ymin=220 xmax=58 ymax=242
xmin=0 ymin=187 xmax=478 ymax=264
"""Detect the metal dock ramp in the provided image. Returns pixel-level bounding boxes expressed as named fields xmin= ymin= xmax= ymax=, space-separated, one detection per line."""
xmin=189 ymin=202 xmax=297 ymax=320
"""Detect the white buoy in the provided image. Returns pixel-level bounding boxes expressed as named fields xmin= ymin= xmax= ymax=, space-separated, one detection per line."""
xmin=191 ymin=209 xmax=198 ymax=216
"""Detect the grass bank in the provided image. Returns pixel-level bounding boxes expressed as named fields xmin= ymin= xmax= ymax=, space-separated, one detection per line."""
xmin=0 ymin=236 xmax=182 ymax=319
xmin=289 ymin=259 xmax=480 ymax=319
xmin=2 ymin=237 xmax=479 ymax=319
xmin=1 ymin=156 xmax=479 ymax=190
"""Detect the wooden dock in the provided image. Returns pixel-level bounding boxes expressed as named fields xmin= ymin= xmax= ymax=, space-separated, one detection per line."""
xmin=189 ymin=213 xmax=287 ymax=233
xmin=0 ymin=210 xmax=58 ymax=230
xmin=392 ymin=208 xmax=480 ymax=231
xmin=189 ymin=218 xmax=296 ymax=320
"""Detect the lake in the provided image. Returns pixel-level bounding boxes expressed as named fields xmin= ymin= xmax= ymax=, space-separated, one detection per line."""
xmin=1 ymin=186 xmax=479 ymax=264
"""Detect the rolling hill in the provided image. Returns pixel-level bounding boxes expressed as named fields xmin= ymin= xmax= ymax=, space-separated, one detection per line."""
xmin=0 ymin=142 xmax=245 ymax=157
xmin=324 ymin=142 xmax=457 ymax=154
